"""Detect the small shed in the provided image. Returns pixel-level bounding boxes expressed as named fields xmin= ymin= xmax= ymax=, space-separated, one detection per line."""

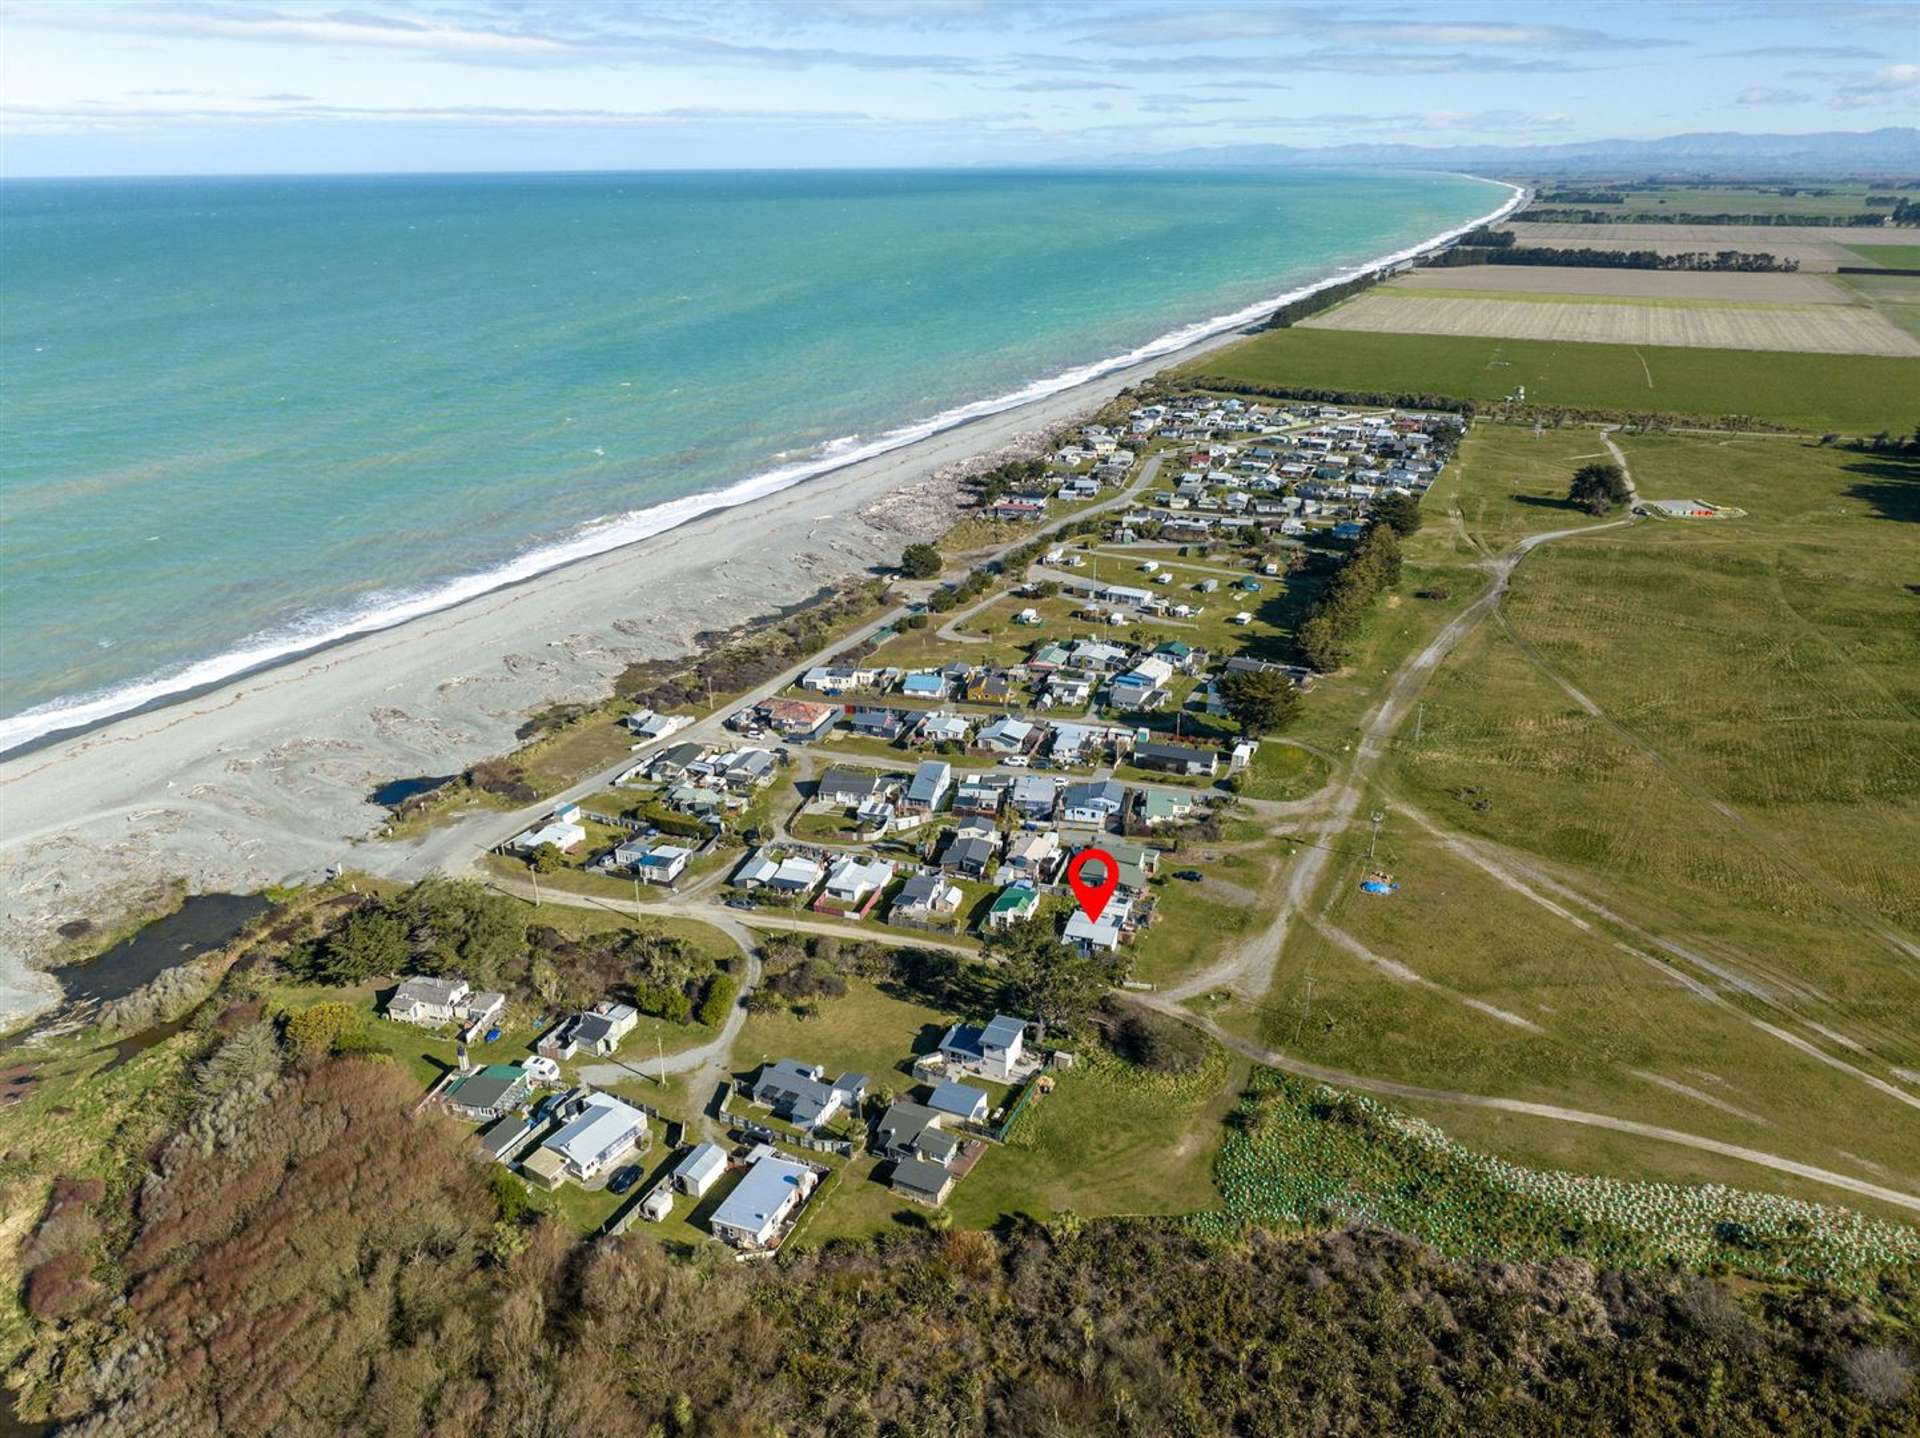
xmin=641 ymin=1185 xmax=675 ymax=1222
xmin=673 ymin=1141 xmax=730 ymax=1197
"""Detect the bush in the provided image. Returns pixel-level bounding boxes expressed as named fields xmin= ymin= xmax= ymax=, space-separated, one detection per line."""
xmin=901 ymin=543 xmax=942 ymax=579
xmin=696 ymin=973 xmax=738 ymax=1027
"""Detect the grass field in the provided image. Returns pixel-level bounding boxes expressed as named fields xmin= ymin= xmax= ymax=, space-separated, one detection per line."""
xmin=1845 ymin=243 xmax=1920 ymax=270
xmin=1179 ymin=326 xmax=1920 ymax=431
xmin=1302 ymin=291 xmax=1920 ymax=357
xmin=1835 ymin=271 xmax=1920 ymax=343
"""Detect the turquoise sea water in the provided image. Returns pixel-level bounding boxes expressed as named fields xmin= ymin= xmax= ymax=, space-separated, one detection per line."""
xmin=0 ymin=168 xmax=1508 ymax=749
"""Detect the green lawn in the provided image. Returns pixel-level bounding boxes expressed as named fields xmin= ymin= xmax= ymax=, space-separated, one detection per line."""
xmin=1844 ymin=243 xmax=1920 ymax=270
xmin=1176 ymin=326 xmax=1920 ymax=433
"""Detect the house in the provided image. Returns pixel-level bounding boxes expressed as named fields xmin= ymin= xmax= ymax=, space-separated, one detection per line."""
xmin=890 ymin=874 xmax=965 ymax=928
xmin=1064 ymin=895 xmax=1132 ymax=954
xmin=1002 ymin=829 xmax=1060 ymax=878
xmin=648 ymin=741 xmax=708 ymax=780
xmin=901 ymin=760 xmax=952 ymax=815
xmin=873 ymin=1101 xmax=962 ymax=1167
xmin=756 ymin=698 xmax=840 ymax=742
xmin=1333 ymin=521 xmax=1367 ymax=541
xmin=443 ymin=1063 xmax=533 ymax=1121
xmin=1131 ymin=739 xmax=1219 ymax=777
xmin=709 ymin=1152 xmax=819 ymax=1249
xmin=623 ymin=709 xmax=690 ymax=742
xmin=1044 ymin=671 xmax=1094 ymax=707
xmin=940 ymin=828 xmax=999 ymax=880
xmin=938 ymin=1013 xmax=1029 ymax=1080
xmin=927 ymin=1081 xmax=991 ymax=1122
xmin=507 ymin=818 xmax=587 ymax=855
xmin=1009 ymin=774 xmax=1059 ymax=820
xmin=848 ymin=707 xmax=909 ymax=742
xmin=817 ymin=766 xmax=884 ymax=807
xmin=800 ymin=664 xmax=876 ymax=695
xmin=750 ymin=1060 xmax=867 ymax=1132
xmin=1029 ymin=641 xmax=1073 ymax=671
xmin=891 ymin=1156 xmax=956 ymax=1205
xmin=1139 ymin=789 xmax=1196 ymax=826
xmin=539 ymin=1001 xmax=640 ymax=1060
xmin=537 ymin=1092 xmax=648 ymax=1185
xmin=615 ymin=840 xmax=692 ymax=885
xmin=1061 ymin=779 xmax=1127 ymax=826
xmin=1072 ymin=841 xmax=1156 ymax=895
xmin=916 ymin=711 xmax=971 ymax=746
xmin=986 ymin=496 xmax=1047 ymax=521
xmin=672 ymin=1141 xmax=730 ymax=1197
xmin=476 ymin=1111 xmax=534 ymax=1163
xmin=820 ymin=855 xmax=892 ymax=910
xmin=900 ymin=671 xmax=948 ymax=699
xmin=965 ymin=672 xmax=1016 ymax=706
xmin=986 ymin=883 xmax=1040 ymax=929
xmin=386 ymin=976 xmax=504 ymax=1033
xmin=733 ymin=848 xmax=826 ymax=894
xmin=1069 ymin=640 xmax=1131 ymax=672
xmin=976 ymin=716 xmax=1036 ymax=755
xmin=954 ymin=774 xmax=1008 ymax=816
xmin=1153 ymin=641 xmax=1206 ymax=675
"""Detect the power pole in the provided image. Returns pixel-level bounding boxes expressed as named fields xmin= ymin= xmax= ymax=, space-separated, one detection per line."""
xmin=530 ymin=865 xmax=542 ymax=908
xmin=1368 ymin=811 xmax=1385 ymax=862
xmin=1413 ymin=703 xmax=1424 ymax=744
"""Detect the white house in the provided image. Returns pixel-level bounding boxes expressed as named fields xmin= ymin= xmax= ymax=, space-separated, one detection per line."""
xmin=938 ymin=1013 xmax=1029 ymax=1080
xmin=821 ymin=855 xmax=892 ymax=908
xmin=538 ymin=1093 xmax=648 ymax=1185
xmin=508 ymin=819 xmax=587 ymax=855
xmin=709 ymin=1153 xmax=819 ymax=1250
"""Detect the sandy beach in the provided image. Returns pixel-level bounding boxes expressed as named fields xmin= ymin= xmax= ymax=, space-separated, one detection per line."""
xmin=0 ymin=179 xmax=1523 ymax=1025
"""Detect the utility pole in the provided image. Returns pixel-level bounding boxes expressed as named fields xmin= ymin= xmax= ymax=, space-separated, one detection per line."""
xmin=1368 ymin=810 xmax=1385 ymax=862
xmin=1413 ymin=703 xmax=1423 ymax=744
xmin=530 ymin=865 xmax=542 ymax=908
xmin=657 ymin=1035 xmax=665 ymax=1086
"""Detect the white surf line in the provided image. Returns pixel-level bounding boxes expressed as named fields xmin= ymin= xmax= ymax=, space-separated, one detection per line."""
xmin=0 ymin=180 xmax=1524 ymax=757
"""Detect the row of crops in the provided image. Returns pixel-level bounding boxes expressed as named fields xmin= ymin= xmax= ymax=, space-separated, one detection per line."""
xmin=1188 ymin=1069 xmax=1920 ymax=1288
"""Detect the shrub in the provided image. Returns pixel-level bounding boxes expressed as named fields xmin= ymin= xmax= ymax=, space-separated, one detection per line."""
xmin=900 ymin=543 xmax=942 ymax=579
xmin=696 ymin=974 xmax=738 ymax=1027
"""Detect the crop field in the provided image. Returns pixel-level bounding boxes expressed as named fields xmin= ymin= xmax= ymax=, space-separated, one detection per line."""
xmin=1302 ymin=291 xmax=1920 ymax=356
xmin=1508 ymin=222 xmax=1919 ymax=246
xmin=1179 ymin=326 xmax=1920 ymax=432
xmin=1835 ymin=271 xmax=1920 ymax=342
xmin=1193 ymin=1070 xmax=1919 ymax=1286
xmin=1391 ymin=265 xmax=1852 ymax=303
xmin=1518 ymin=185 xmax=1893 ymax=220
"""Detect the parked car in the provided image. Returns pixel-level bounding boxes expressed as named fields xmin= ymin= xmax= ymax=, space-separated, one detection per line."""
xmin=607 ymin=1166 xmax=641 ymax=1195
xmin=725 ymin=896 xmax=757 ymax=910
xmin=1174 ymin=869 xmax=1205 ymax=883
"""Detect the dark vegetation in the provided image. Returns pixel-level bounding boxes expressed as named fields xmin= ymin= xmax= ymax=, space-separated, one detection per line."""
xmin=1569 ymin=461 xmax=1633 ymax=516
xmin=1429 ymin=244 xmax=1801 ymax=271
xmin=1171 ymin=377 xmax=1477 ymax=416
xmin=18 ymin=1047 xmax=1920 ymax=1436
xmin=615 ymin=578 xmax=891 ymax=713
xmin=1297 ymin=525 xmax=1405 ymax=673
xmin=1258 ymin=268 xmax=1388 ymax=330
xmin=900 ymin=541 xmax=943 ymax=578
xmin=1218 ymin=666 xmax=1302 ymax=736
xmin=1517 ymin=208 xmax=1888 ymax=228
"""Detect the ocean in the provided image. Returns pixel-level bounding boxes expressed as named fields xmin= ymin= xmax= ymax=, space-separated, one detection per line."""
xmin=0 ymin=167 xmax=1510 ymax=750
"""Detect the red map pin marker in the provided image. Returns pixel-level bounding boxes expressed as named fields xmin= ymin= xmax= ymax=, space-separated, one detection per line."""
xmin=1065 ymin=848 xmax=1120 ymax=923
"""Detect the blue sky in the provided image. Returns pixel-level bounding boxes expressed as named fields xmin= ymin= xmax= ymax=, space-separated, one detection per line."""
xmin=3 ymin=1 xmax=1916 ymax=176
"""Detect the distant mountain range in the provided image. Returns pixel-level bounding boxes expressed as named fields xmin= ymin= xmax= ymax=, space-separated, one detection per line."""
xmin=1101 ymin=128 xmax=1920 ymax=175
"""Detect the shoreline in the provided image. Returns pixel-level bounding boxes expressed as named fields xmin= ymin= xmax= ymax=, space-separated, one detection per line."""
xmin=0 ymin=176 xmax=1521 ymax=1024
xmin=0 ymin=177 xmax=1523 ymax=759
